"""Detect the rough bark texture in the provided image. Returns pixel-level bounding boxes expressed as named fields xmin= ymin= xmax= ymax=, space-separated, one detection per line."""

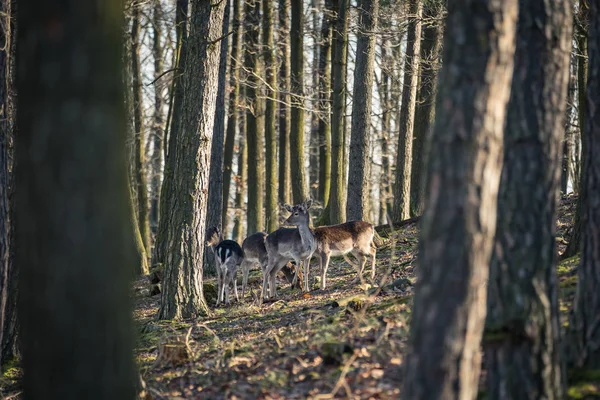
xmin=410 ymin=5 xmax=442 ymax=218
xmin=157 ymin=0 xmax=225 ymax=320
xmin=244 ymin=0 xmax=265 ymax=235
xmin=328 ymin=0 xmax=349 ymax=224
xmin=131 ymin=3 xmax=151 ymax=258
xmin=15 ymin=0 xmax=136 ymax=396
xmin=222 ymin=0 xmax=242 ymax=233
xmin=346 ymin=0 xmax=378 ymax=222
xmin=567 ymin=0 xmax=600 ymax=369
xmin=401 ymin=1 xmax=517 ymax=398
xmin=154 ymin=0 xmax=189 ymax=265
xmin=278 ymin=0 xmax=292 ymax=205
xmin=263 ymin=0 xmax=278 ymax=232
xmin=290 ymin=0 xmax=308 ymax=204
xmin=392 ymin=0 xmax=422 ymax=222
xmin=483 ymin=0 xmax=572 ymax=398
xmin=317 ymin=0 xmax=333 ymax=206
xmin=204 ymin=0 xmax=230 ymax=275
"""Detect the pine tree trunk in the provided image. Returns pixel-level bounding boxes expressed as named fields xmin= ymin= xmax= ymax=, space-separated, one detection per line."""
xmin=244 ymin=0 xmax=265 ymax=234
xmin=378 ymin=37 xmax=392 ymax=225
xmin=483 ymin=1 xmax=572 ymax=397
xmin=346 ymin=0 xmax=378 ymax=221
xmin=157 ymin=0 xmax=225 ymax=320
xmin=392 ymin=0 xmax=422 ymax=222
xmin=309 ymin=0 xmax=320 ymax=200
xmin=562 ymin=73 xmax=576 ymax=193
xmin=131 ymin=3 xmax=151 ymax=258
xmin=15 ymin=0 xmax=136 ymax=395
xmin=290 ymin=0 xmax=308 ymax=204
xmin=204 ymin=0 xmax=230 ymax=276
xmin=154 ymin=0 xmax=189 ymax=265
xmin=402 ymin=1 xmax=517 ymax=398
xmin=410 ymin=5 xmax=442 ymax=218
xmin=222 ymin=0 xmax=243 ymax=234
xmin=317 ymin=0 xmax=333 ymax=206
xmin=233 ymin=128 xmax=247 ymax=244
xmin=328 ymin=0 xmax=349 ymax=224
xmin=567 ymin=0 xmax=600 ymax=369
xmin=278 ymin=0 xmax=292 ymax=205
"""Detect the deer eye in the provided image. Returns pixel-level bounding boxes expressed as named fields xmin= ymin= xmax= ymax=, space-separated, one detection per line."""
xmin=294 ymin=212 xmax=299 ymax=216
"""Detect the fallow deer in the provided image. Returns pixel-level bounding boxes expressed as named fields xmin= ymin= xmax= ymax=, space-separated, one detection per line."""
xmin=206 ymin=226 xmax=244 ymax=306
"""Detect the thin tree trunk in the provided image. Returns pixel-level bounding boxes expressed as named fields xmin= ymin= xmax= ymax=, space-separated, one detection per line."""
xmin=157 ymin=0 xmax=225 ymax=320
xmin=317 ymin=0 xmax=333 ymax=206
xmin=131 ymin=3 xmax=151 ymax=257
xmin=346 ymin=0 xmax=378 ymax=221
xmin=15 ymin=0 xmax=136 ymax=396
xmin=290 ymin=0 xmax=308 ymax=203
xmin=567 ymin=0 xmax=600 ymax=369
xmin=205 ymin=0 xmax=230 ymax=276
xmin=278 ymin=0 xmax=292 ymax=205
xmin=222 ymin=0 xmax=243 ymax=234
xmin=483 ymin=0 xmax=572 ymax=397
xmin=392 ymin=0 xmax=422 ymax=221
xmin=378 ymin=37 xmax=392 ymax=225
xmin=309 ymin=0 xmax=320 ymax=200
xmin=410 ymin=5 xmax=442 ymax=218
xmin=233 ymin=128 xmax=247 ymax=244
xmin=402 ymin=0 xmax=518 ymax=398
xmin=562 ymin=72 xmax=576 ymax=194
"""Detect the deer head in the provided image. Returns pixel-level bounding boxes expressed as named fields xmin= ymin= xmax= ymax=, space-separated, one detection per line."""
xmin=284 ymin=199 xmax=313 ymax=227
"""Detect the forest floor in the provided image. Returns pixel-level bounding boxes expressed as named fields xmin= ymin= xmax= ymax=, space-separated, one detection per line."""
xmin=2 ymin=193 xmax=599 ymax=399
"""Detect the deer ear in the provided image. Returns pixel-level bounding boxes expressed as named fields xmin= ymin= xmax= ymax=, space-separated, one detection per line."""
xmin=305 ymin=199 xmax=313 ymax=209
xmin=284 ymin=203 xmax=294 ymax=213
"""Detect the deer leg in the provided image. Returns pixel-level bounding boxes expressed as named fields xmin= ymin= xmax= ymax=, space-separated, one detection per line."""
xmin=222 ymin=268 xmax=229 ymax=305
xmin=233 ymin=267 xmax=239 ymax=302
xmin=215 ymin=265 xmax=222 ymax=306
xmin=320 ymin=252 xmax=331 ymax=290
xmin=370 ymin=245 xmax=377 ymax=281
xmin=351 ymin=249 xmax=367 ymax=284
xmin=303 ymin=257 xmax=311 ymax=292
xmin=262 ymin=261 xmax=273 ymax=300
xmin=241 ymin=260 xmax=250 ymax=300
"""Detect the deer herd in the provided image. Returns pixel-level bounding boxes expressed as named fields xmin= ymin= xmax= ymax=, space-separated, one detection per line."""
xmin=206 ymin=199 xmax=378 ymax=306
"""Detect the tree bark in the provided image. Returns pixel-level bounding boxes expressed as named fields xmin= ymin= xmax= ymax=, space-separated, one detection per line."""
xmin=402 ymin=1 xmax=517 ymax=398
xmin=410 ymin=5 xmax=442 ymax=218
xmin=561 ymin=72 xmax=576 ymax=194
xmin=263 ymin=0 xmax=278 ymax=232
xmin=222 ymin=0 xmax=242 ymax=234
xmin=290 ymin=0 xmax=308 ymax=203
xmin=157 ymin=0 xmax=225 ymax=320
xmin=392 ymin=0 xmax=422 ymax=222
xmin=317 ymin=0 xmax=333 ymax=206
xmin=233 ymin=124 xmax=247 ymax=244
xmin=346 ymin=0 xmax=378 ymax=221
xmin=309 ymin=0 xmax=320 ymax=200
xmin=483 ymin=0 xmax=572 ymax=398
xmin=567 ymin=0 xmax=600 ymax=369
xmin=278 ymin=0 xmax=292 ymax=205
xmin=15 ymin=0 xmax=136 ymax=396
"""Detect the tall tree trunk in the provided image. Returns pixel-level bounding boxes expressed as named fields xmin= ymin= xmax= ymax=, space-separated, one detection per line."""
xmin=392 ymin=0 xmax=422 ymax=222
xmin=154 ymin=0 xmax=189 ymax=265
xmin=317 ymin=0 xmax=333 ymax=206
xmin=328 ymin=0 xmax=349 ymax=224
xmin=562 ymin=1 xmax=588 ymax=260
xmin=402 ymin=0 xmax=517 ymax=398
xmin=309 ymin=0 xmax=320 ymax=200
xmin=278 ymin=0 xmax=292 ymax=205
xmin=157 ymin=0 xmax=225 ymax=320
xmin=131 ymin=3 xmax=151 ymax=258
xmin=290 ymin=0 xmax=308 ymax=203
xmin=567 ymin=0 xmax=600 ymax=369
xmin=346 ymin=0 xmax=378 ymax=221
xmin=244 ymin=0 xmax=265 ymax=234
xmin=204 ymin=0 xmax=230 ymax=275
xmin=222 ymin=0 xmax=243 ymax=234
xmin=15 ymin=0 xmax=136 ymax=396
xmin=150 ymin=0 xmax=165 ymax=233
xmin=483 ymin=0 xmax=572 ymax=397
xmin=561 ymin=72 xmax=576 ymax=193
xmin=410 ymin=5 xmax=442 ymax=218
xmin=233 ymin=127 xmax=247 ymax=244
xmin=378 ymin=37 xmax=392 ymax=225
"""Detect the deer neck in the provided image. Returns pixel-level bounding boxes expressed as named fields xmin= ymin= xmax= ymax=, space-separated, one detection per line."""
xmin=297 ymin=220 xmax=315 ymax=250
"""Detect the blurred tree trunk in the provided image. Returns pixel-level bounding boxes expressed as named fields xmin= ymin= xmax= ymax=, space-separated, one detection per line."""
xmin=346 ymin=0 xmax=378 ymax=221
xmin=263 ymin=0 xmax=278 ymax=232
xmin=392 ymin=0 xmax=422 ymax=222
xmin=561 ymin=72 xmax=576 ymax=193
xmin=483 ymin=0 xmax=572 ymax=397
xmin=222 ymin=0 xmax=242 ymax=234
xmin=317 ymin=0 xmax=333 ymax=206
xmin=410 ymin=4 xmax=442 ymax=218
xmin=290 ymin=0 xmax=308 ymax=203
xmin=15 ymin=0 xmax=136 ymax=396
xmin=378 ymin=37 xmax=392 ymax=225
xmin=244 ymin=0 xmax=265 ymax=235
xmin=157 ymin=0 xmax=225 ymax=320
xmin=309 ymin=0 xmax=320 ymax=199
xmin=567 ymin=0 xmax=600 ymax=369
xmin=154 ymin=0 xmax=189 ymax=265
xmin=278 ymin=0 xmax=292 ymax=205
xmin=131 ymin=2 xmax=151 ymax=258
xmin=233 ymin=126 xmax=247 ymax=244
xmin=204 ymin=0 xmax=230 ymax=275
xmin=402 ymin=0 xmax=517 ymax=398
